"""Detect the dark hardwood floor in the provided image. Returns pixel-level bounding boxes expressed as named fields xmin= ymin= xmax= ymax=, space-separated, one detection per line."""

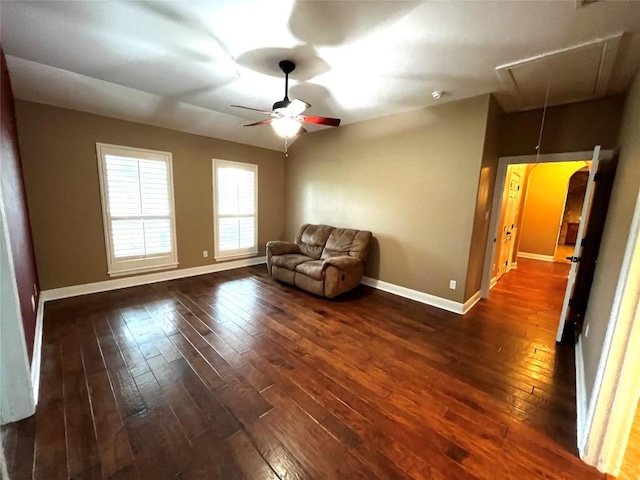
xmin=618 ymin=400 xmax=640 ymax=480
xmin=1 ymin=259 xmax=606 ymax=479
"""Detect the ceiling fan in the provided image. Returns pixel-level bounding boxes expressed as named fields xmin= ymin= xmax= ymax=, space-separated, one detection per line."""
xmin=231 ymin=60 xmax=341 ymax=142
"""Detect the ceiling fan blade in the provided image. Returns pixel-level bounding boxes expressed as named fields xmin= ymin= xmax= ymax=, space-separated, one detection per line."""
xmin=300 ymin=115 xmax=341 ymax=127
xmin=287 ymin=99 xmax=311 ymax=115
xmin=231 ymin=105 xmax=273 ymax=115
xmin=243 ymin=119 xmax=273 ymax=127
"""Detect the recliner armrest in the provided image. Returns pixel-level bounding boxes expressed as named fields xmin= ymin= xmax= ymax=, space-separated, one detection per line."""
xmin=322 ymin=256 xmax=365 ymax=298
xmin=266 ymin=241 xmax=300 ymax=256
xmin=322 ymin=255 xmax=362 ymax=271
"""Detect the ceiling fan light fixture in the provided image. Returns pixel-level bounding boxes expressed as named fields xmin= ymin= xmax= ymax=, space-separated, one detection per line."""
xmin=271 ymin=117 xmax=302 ymax=138
xmin=231 ymin=60 xmax=340 ymax=145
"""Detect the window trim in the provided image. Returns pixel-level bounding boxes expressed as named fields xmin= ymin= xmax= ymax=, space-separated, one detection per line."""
xmin=212 ymin=159 xmax=258 ymax=261
xmin=96 ymin=143 xmax=179 ymax=277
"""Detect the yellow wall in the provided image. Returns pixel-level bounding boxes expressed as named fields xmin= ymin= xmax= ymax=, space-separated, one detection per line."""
xmin=15 ymin=101 xmax=286 ymax=290
xmin=518 ymin=161 xmax=589 ymax=258
xmin=582 ymin=68 xmax=640 ymax=406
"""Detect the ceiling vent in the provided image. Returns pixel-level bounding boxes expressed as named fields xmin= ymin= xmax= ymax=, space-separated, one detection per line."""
xmin=496 ymin=33 xmax=622 ymax=111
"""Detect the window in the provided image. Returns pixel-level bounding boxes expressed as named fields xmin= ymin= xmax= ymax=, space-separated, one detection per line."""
xmin=96 ymin=143 xmax=178 ymax=277
xmin=213 ymin=159 xmax=258 ymax=260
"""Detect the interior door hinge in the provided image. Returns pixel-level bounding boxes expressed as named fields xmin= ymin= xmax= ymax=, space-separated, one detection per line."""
xmin=594 ymin=171 xmax=601 ymax=182
xmin=568 ymin=298 xmax=573 ymax=307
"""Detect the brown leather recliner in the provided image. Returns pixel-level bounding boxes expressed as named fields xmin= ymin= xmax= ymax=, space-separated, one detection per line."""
xmin=266 ymin=224 xmax=372 ymax=298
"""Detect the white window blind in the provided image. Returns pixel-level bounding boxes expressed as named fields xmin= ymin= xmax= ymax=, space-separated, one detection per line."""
xmin=213 ymin=160 xmax=258 ymax=260
xmin=97 ymin=144 xmax=178 ymax=276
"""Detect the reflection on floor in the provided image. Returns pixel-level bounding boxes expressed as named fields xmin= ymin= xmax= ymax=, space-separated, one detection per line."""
xmin=495 ymin=256 xmax=571 ymax=317
xmin=555 ymin=244 xmax=575 ymax=264
xmin=618 ymin=400 xmax=640 ymax=479
xmin=1 ymin=262 xmax=604 ymax=479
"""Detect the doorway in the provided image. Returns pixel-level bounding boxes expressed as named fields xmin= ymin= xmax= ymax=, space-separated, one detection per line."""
xmin=489 ymin=160 xmax=590 ymax=289
xmin=485 ymin=159 xmax=589 ymax=346
xmin=481 ymin=150 xmax=614 ymax=310
xmin=556 ymin=168 xmax=589 ymax=263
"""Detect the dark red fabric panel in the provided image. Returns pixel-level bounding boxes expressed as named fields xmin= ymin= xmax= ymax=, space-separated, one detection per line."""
xmin=1 ymin=46 xmax=40 ymax=363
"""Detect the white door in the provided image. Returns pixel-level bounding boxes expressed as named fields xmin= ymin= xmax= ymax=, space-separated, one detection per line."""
xmin=556 ymin=146 xmax=601 ymax=342
xmin=496 ymin=168 xmax=522 ymax=280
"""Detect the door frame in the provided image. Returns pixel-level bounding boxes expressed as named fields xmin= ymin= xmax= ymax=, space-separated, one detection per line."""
xmin=0 ymin=183 xmax=36 ymax=424
xmin=580 ymin=189 xmax=640 ymax=473
xmin=480 ymin=149 xmax=614 ymax=299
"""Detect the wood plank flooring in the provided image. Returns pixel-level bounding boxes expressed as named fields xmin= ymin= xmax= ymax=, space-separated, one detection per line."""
xmin=618 ymin=400 xmax=640 ymax=480
xmin=1 ymin=259 xmax=606 ymax=479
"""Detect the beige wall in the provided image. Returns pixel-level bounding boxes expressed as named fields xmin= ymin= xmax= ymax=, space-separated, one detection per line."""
xmin=518 ymin=161 xmax=589 ymax=257
xmin=500 ymin=96 xmax=624 ymax=157
xmin=15 ymin=92 xmax=626 ymax=304
xmin=465 ymin=96 xmax=502 ymax=300
xmin=582 ymin=69 xmax=640 ymax=406
xmin=285 ymin=95 xmax=492 ymax=303
xmin=15 ymin=101 xmax=285 ymax=290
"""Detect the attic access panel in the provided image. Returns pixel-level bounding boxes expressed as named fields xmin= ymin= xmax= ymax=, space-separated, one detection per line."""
xmin=496 ymin=33 xmax=622 ymax=111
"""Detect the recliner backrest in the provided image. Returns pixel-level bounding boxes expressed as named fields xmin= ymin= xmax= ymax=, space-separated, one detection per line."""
xmin=295 ymin=224 xmax=334 ymax=259
xmin=321 ymin=228 xmax=372 ymax=262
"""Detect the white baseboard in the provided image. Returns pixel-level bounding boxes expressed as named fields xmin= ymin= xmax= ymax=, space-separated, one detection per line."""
xmin=462 ymin=290 xmax=482 ymax=314
xmin=361 ymin=277 xmax=480 ymax=315
xmin=517 ymin=252 xmax=555 ymax=262
xmin=40 ymin=256 xmax=266 ymax=302
xmin=490 ymin=276 xmax=498 ymax=290
xmin=30 ymin=295 xmax=45 ymax=405
xmin=576 ymin=334 xmax=588 ymax=456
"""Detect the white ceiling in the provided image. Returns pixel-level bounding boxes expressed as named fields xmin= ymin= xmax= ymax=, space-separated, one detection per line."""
xmin=2 ymin=1 xmax=640 ymax=151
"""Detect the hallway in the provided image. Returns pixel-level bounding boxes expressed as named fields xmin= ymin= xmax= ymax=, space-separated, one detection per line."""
xmin=486 ymin=257 xmax=571 ymax=336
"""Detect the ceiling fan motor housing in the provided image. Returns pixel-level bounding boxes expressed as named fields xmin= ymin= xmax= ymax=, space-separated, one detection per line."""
xmin=272 ymin=98 xmax=291 ymax=111
xmin=279 ymin=60 xmax=296 ymax=75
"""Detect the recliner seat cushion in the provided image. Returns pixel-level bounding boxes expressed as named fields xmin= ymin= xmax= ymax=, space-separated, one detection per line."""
xmin=295 ymin=260 xmax=324 ymax=280
xmin=271 ymin=265 xmax=295 ymax=285
xmin=270 ymin=254 xmax=315 ymax=271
